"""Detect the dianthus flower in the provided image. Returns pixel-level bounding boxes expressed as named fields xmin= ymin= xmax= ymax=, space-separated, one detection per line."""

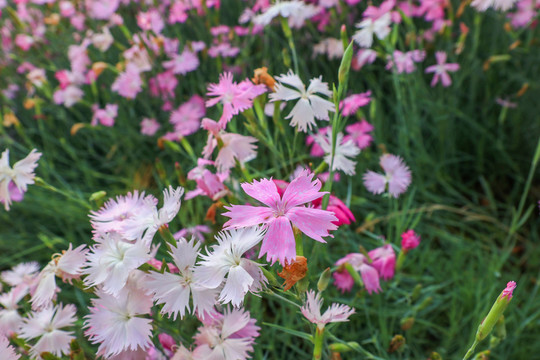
xmin=353 ymin=12 xmax=392 ymax=48
xmin=206 ymin=72 xmax=266 ymax=127
xmin=253 ymin=0 xmax=321 ymax=28
xmin=85 ymin=273 xmax=153 ymax=358
xmin=185 ymin=159 xmax=229 ymax=201
xmin=111 ymin=64 xmax=143 ymax=99
xmin=368 ymin=244 xmax=396 ymax=280
xmin=223 ymin=170 xmax=338 ymax=265
xmin=334 ymin=253 xmax=381 ymax=294
xmin=0 ymin=149 xmax=41 ymax=211
xmin=91 ymin=104 xmax=118 ymax=127
xmin=19 ymin=304 xmax=76 ymax=359
xmin=0 ymin=336 xmax=19 ymax=360
xmin=0 ymin=287 xmax=26 ymax=337
xmin=163 ymin=95 xmax=205 ymax=141
xmin=1 ymin=262 xmax=39 ymax=290
xmin=269 ymin=70 xmax=335 ymax=132
xmin=401 ymin=229 xmax=421 ymax=251
xmin=313 ymin=132 xmax=360 ymax=175
xmin=163 ymin=48 xmax=200 ymax=75
xmin=192 ymin=308 xmax=260 ymax=359
xmin=195 ymin=227 xmax=267 ymax=307
xmin=301 ymin=290 xmax=355 ymax=330
xmin=425 ymin=51 xmax=460 ymax=87
xmin=344 ymin=119 xmax=374 ymax=149
xmin=340 ymin=91 xmax=372 ymax=117
xmin=312 ymin=195 xmax=356 ymax=226
xmin=144 ymin=238 xmax=217 ymax=320
xmin=386 ymin=50 xmax=426 ymax=74
xmin=363 ymin=154 xmax=412 ymax=198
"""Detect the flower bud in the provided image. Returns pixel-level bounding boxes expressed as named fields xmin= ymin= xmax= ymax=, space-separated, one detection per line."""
xmin=317 ymin=267 xmax=332 ymax=292
xmin=475 ymin=281 xmax=516 ymax=342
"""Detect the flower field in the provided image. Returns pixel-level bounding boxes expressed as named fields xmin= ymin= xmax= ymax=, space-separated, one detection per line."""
xmin=0 ymin=0 xmax=539 ymax=359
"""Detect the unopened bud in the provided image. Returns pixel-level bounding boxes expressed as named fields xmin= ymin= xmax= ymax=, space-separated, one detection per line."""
xmin=401 ymin=317 xmax=415 ymax=331
xmin=89 ymin=191 xmax=106 ymax=202
xmin=317 ymin=267 xmax=332 ymax=292
xmin=388 ymin=334 xmax=406 ymax=353
xmin=475 ymin=281 xmax=516 ymax=342
xmin=428 ymin=352 xmax=442 ymax=360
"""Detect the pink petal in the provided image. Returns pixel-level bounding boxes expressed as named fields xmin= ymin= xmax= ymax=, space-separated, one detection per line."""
xmin=286 ymin=207 xmax=338 ymax=243
xmin=259 ymin=217 xmax=295 ymax=265
xmin=282 ymin=170 xmax=325 ymax=210
xmin=241 ymin=178 xmax=281 ymax=208
xmin=222 ymin=205 xmax=273 ymax=229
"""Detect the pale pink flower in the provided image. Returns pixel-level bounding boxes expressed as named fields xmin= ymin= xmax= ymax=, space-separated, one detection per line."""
xmin=334 ymin=253 xmax=381 ymax=294
xmin=253 ymin=1 xmax=321 ymax=28
xmin=216 ymin=133 xmax=258 ymax=173
xmin=195 ymin=227 xmax=267 ymax=307
xmin=163 ymin=48 xmax=200 ymax=75
xmin=0 ymin=287 xmax=27 ymax=337
xmin=15 ymin=34 xmax=34 ymax=51
xmin=340 ymin=91 xmax=372 ymax=117
xmin=88 ymin=0 xmax=120 ymax=20
xmin=53 ymin=85 xmax=84 ymax=107
xmin=112 ymin=64 xmax=143 ymax=99
xmin=164 ymin=95 xmax=205 ymax=141
xmin=386 ymin=50 xmax=426 ymax=73
xmin=174 ymin=225 xmax=211 ymax=243
xmin=313 ymin=38 xmax=344 ymax=59
xmin=0 ymin=149 xmax=41 ymax=211
xmin=269 ymin=70 xmax=335 ymax=132
xmin=368 ymin=244 xmax=396 ymax=280
xmin=472 ymin=0 xmax=517 ymax=10
xmin=145 ymin=238 xmax=217 ymax=320
xmin=206 ymin=72 xmax=266 ymax=127
xmin=345 ymin=120 xmax=374 ymax=149
xmin=84 ymin=232 xmax=152 ymax=296
xmin=363 ymin=154 xmax=412 ymax=198
xmin=353 ymin=13 xmax=392 ymax=48
xmin=90 ymin=27 xmax=113 ymax=52
xmin=313 ymin=132 xmax=360 ymax=175
xmin=1 ymin=262 xmax=39 ymax=289
xmin=89 ymin=190 xmax=157 ymax=238
xmin=140 ymin=118 xmax=161 ymax=136
xmin=91 ymin=104 xmax=118 ymax=127
xmin=31 ymin=244 xmax=88 ymax=309
xmin=352 ymin=49 xmax=378 ymax=70
xmin=85 ymin=274 xmax=153 ymax=358
xmin=137 ymin=9 xmax=164 ymax=34
xmin=193 ymin=308 xmax=260 ymax=359
xmin=425 ymin=51 xmax=460 ymax=87
xmin=208 ymin=41 xmax=241 ymax=58
xmin=19 ymin=304 xmax=76 ymax=358
xmin=185 ymin=159 xmax=229 ymax=201
xmin=301 ymin=290 xmax=355 ymax=330
xmin=124 ymin=44 xmax=152 ymax=73
xmin=401 ymin=229 xmax=421 ymax=251
xmin=0 ymin=336 xmax=19 ymax=360
xmin=223 ymin=170 xmax=338 ymax=265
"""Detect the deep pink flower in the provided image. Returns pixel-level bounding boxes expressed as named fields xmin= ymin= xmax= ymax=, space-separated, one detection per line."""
xmin=345 ymin=120 xmax=374 ymax=149
xmin=334 ymin=253 xmax=381 ymax=294
xmin=223 ymin=170 xmax=338 ymax=265
xmin=340 ymin=91 xmax=372 ymax=117
xmin=312 ymin=195 xmax=355 ymax=226
xmin=401 ymin=229 xmax=421 ymax=251
xmin=501 ymin=281 xmax=516 ymax=300
xmin=425 ymin=51 xmax=460 ymax=87
xmin=206 ymin=72 xmax=266 ymax=127
xmin=368 ymin=244 xmax=396 ymax=280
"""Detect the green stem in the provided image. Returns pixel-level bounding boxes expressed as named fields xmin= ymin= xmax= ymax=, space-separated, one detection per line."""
xmin=395 ymin=250 xmax=406 ymax=271
xmin=34 ymin=177 xmax=91 ymax=209
xmin=281 ymin=18 xmax=299 ymax=74
xmin=294 ymin=226 xmax=304 ymax=257
xmin=313 ymin=326 xmax=325 ymax=360
xmin=463 ymin=339 xmax=479 ymax=360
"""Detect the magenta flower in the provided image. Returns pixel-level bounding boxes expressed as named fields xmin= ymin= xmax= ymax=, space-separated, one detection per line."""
xmin=206 ymin=72 xmax=266 ymax=128
xmin=340 ymin=91 xmax=372 ymax=117
xmin=223 ymin=170 xmax=338 ymax=265
xmin=401 ymin=229 xmax=421 ymax=251
xmin=312 ymin=195 xmax=356 ymax=226
xmin=334 ymin=253 xmax=381 ymax=294
xmin=345 ymin=119 xmax=374 ymax=149
xmin=501 ymin=281 xmax=517 ymax=300
xmin=363 ymin=154 xmax=412 ymax=198
xmin=368 ymin=244 xmax=396 ymax=280
xmin=425 ymin=51 xmax=460 ymax=87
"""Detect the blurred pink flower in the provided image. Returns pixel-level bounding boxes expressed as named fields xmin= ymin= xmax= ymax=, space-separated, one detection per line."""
xmin=352 ymin=49 xmax=378 ymax=70
xmin=163 ymin=48 xmax=199 ymax=75
xmin=345 ymin=119 xmax=374 ymax=149
xmin=312 ymin=194 xmax=356 ymax=226
xmin=363 ymin=154 xmax=412 ymax=198
xmin=401 ymin=229 xmax=421 ymax=251
xmin=334 ymin=253 xmax=381 ymax=294
xmin=140 ymin=118 xmax=161 ymax=136
xmin=112 ymin=64 xmax=143 ymax=99
xmin=186 ymin=159 xmax=229 ymax=201
xmin=0 ymin=336 xmax=19 ymax=360
xmin=91 ymin=104 xmax=118 ymax=127
xmin=164 ymin=95 xmax=205 ymax=140
xmin=306 ymin=126 xmax=330 ymax=157
xmin=368 ymin=244 xmax=396 ymax=280
xmin=14 ymin=34 xmax=34 ymax=51
xmin=137 ymin=9 xmax=164 ymax=34
xmin=223 ymin=170 xmax=338 ymax=265
xmin=0 ymin=149 xmax=41 ymax=211
xmin=386 ymin=50 xmax=425 ymax=74
xmin=340 ymin=91 xmax=372 ymax=116
xmin=206 ymin=72 xmax=266 ymax=127
xmin=88 ymin=0 xmax=120 ymax=20
xmin=425 ymin=51 xmax=460 ymax=87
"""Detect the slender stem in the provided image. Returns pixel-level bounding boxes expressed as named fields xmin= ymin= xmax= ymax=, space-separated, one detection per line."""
xmin=313 ymin=326 xmax=325 ymax=360
xmin=280 ymin=18 xmax=299 ymax=74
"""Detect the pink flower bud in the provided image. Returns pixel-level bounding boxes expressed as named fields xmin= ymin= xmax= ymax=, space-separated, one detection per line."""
xmin=401 ymin=230 xmax=421 ymax=251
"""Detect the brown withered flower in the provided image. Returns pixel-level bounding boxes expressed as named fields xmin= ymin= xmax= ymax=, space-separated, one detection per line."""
xmin=278 ymin=256 xmax=308 ymax=291
xmin=252 ymin=67 xmax=276 ymax=91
